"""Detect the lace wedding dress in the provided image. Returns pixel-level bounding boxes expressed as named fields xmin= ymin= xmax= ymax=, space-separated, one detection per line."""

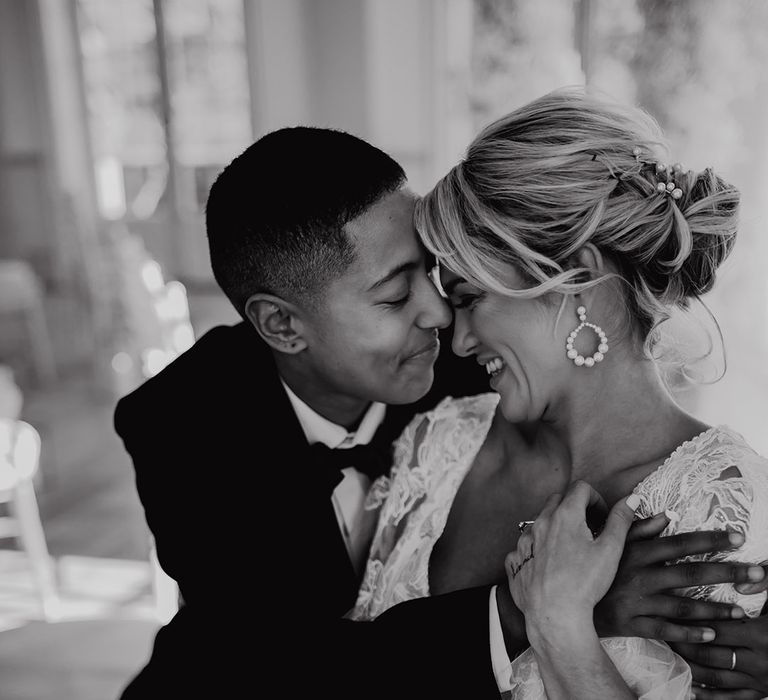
xmin=348 ymin=393 xmax=768 ymax=699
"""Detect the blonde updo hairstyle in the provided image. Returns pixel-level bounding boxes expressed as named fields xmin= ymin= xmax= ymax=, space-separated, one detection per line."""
xmin=416 ymin=87 xmax=739 ymax=359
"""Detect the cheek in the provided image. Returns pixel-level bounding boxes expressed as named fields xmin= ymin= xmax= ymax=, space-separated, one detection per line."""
xmin=469 ymin=307 xmax=500 ymax=341
xmin=341 ymin=320 xmax=410 ymax=368
xmin=499 ymin=319 xmax=563 ymax=385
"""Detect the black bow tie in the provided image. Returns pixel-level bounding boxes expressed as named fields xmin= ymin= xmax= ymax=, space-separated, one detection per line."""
xmin=309 ymin=442 xmax=393 ymax=495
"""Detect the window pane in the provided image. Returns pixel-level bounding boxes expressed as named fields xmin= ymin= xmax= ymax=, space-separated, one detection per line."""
xmin=163 ymin=0 xmax=252 ymax=211
xmin=77 ymin=0 xmax=166 ymax=220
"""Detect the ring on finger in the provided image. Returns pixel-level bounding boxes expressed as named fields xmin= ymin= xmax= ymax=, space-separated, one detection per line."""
xmin=518 ymin=520 xmax=535 ymax=534
xmin=729 ymin=649 xmax=736 ymax=671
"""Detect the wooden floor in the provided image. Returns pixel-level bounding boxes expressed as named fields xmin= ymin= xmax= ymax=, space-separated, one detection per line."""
xmin=0 ymin=289 xmax=239 ymax=700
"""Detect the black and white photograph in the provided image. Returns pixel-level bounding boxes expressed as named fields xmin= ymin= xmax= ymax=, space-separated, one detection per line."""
xmin=0 ymin=1 xmax=767 ymax=698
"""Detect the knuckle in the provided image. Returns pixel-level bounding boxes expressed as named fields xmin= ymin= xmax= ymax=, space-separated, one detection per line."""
xmin=710 ymin=529 xmax=730 ymax=550
xmin=685 ymin=563 xmax=703 ymax=585
xmin=703 ymin=669 xmax=721 ymax=687
xmin=696 ymin=645 xmax=712 ymax=665
xmin=678 ymin=644 xmax=700 ymax=662
xmin=676 ymin=598 xmax=694 ymax=618
xmin=621 ymin=540 xmax=643 ymax=564
xmin=687 ymin=626 xmax=708 ymax=643
xmin=729 ymin=564 xmax=745 ymax=582
xmin=716 ymin=604 xmax=734 ymax=619
xmin=669 ymin=535 xmax=690 ymax=559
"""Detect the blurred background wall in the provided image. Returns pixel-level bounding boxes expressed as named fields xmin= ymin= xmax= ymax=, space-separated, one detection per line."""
xmin=3 ymin=0 xmax=763 ymax=438
xmin=0 ymin=1 xmax=766 ymax=695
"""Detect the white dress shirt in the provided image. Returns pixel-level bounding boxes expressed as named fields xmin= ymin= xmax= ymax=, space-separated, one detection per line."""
xmin=281 ymin=379 xmax=385 ymax=577
xmin=280 ymin=380 xmax=514 ymax=691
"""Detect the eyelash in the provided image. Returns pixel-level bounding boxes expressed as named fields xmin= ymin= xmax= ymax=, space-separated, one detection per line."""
xmin=453 ymin=293 xmax=483 ymax=310
xmin=384 ymin=291 xmax=412 ymax=308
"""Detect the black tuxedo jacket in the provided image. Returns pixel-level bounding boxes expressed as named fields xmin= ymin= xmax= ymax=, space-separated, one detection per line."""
xmin=115 ymin=321 xmax=500 ymax=698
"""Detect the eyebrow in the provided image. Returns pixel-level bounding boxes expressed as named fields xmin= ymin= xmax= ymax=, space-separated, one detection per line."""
xmin=367 ymin=261 xmax=420 ymax=292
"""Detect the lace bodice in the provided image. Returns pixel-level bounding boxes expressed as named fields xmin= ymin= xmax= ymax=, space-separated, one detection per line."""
xmin=350 ymin=393 xmax=499 ymax=620
xmin=349 ymin=392 xmax=768 ymax=698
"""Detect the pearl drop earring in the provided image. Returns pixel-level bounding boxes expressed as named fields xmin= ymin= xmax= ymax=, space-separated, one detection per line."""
xmin=565 ymin=304 xmax=609 ymax=368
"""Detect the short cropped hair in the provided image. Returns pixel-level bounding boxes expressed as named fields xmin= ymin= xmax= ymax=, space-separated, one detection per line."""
xmin=416 ymin=87 xmax=739 ymax=356
xmin=206 ymin=126 xmax=406 ymax=316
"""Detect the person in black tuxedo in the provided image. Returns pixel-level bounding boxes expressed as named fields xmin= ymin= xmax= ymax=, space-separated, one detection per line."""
xmin=114 ymin=127 xmax=764 ymax=699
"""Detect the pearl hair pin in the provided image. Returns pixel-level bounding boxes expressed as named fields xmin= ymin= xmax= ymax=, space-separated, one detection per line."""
xmin=632 ymin=147 xmax=684 ymax=200
xmin=566 ymin=304 xmax=609 ymax=368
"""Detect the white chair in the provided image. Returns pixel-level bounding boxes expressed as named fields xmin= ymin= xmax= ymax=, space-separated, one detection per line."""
xmin=0 ymin=418 xmax=60 ymax=619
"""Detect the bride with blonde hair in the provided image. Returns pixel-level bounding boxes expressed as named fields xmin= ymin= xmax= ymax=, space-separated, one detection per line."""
xmin=349 ymin=87 xmax=768 ymax=699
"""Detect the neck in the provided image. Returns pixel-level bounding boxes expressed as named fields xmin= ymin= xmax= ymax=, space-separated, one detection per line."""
xmin=275 ymin=353 xmax=371 ymax=431
xmin=538 ymin=351 xmax=709 ymax=490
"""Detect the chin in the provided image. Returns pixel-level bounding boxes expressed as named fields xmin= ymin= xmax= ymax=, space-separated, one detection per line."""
xmin=497 ymin=397 xmax=531 ymax=424
xmin=387 ymin=373 xmax=434 ymax=405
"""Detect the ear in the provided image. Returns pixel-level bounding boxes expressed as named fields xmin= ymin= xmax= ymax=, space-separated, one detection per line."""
xmin=244 ymin=293 xmax=307 ymax=355
xmin=570 ymin=243 xmax=606 ymax=280
xmin=566 ymin=243 xmax=609 ymax=305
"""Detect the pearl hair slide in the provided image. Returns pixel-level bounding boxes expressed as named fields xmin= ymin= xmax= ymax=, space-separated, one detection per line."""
xmin=632 ymin=146 xmax=684 ymax=200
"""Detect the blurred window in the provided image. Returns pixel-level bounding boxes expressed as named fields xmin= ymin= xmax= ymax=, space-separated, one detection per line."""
xmin=76 ymin=0 xmax=252 ymax=222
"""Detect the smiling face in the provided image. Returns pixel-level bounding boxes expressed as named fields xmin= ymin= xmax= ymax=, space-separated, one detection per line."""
xmin=300 ymin=188 xmax=452 ymax=406
xmin=441 ymin=265 xmax=574 ymax=423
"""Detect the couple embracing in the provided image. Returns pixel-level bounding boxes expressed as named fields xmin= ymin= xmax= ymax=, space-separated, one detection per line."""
xmin=115 ymin=87 xmax=768 ymax=699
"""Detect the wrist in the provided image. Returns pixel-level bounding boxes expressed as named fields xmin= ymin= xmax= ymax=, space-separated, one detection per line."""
xmin=525 ymin=608 xmax=597 ymax=653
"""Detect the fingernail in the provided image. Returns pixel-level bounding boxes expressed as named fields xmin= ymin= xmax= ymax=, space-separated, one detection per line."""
xmin=729 ymin=532 xmax=745 ymax=547
xmin=689 ymin=692 xmax=696 ymax=700
xmin=748 ymin=565 xmax=765 ymax=581
xmin=625 ymin=493 xmax=642 ymax=511
xmin=731 ymin=606 xmax=745 ymax=619
xmin=701 ymin=628 xmax=716 ymax=641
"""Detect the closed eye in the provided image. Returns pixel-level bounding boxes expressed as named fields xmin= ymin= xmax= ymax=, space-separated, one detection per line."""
xmin=382 ymin=291 xmax=412 ymax=308
xmin=452 ymin=293 xmax=483 ymax=310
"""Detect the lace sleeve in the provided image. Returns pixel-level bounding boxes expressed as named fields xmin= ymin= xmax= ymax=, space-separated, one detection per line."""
xmin=634 ymin=427 xmax=768 ymax=616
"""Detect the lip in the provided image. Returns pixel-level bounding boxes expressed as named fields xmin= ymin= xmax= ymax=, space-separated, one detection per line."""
xmin=488 ymin=364 xmax=505 ymax=388
xmin=406 ymin=338 xmax=440 ymax=362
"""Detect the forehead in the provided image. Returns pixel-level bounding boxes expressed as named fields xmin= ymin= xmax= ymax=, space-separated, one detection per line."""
xmin=439 ymin=262 xmax=526 ymax=294
xmin=342 ymin=188 xmax=421 ymax=287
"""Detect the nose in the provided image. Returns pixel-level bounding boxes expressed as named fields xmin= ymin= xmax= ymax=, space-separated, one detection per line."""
xmin=416 ymin=275 xmax=452 ymax=331
xmin=451 ymin=310 xmax=477 ymax=358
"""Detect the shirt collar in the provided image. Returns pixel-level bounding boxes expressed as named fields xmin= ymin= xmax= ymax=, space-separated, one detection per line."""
xmin=280 ymin=379 xmax=386 ymax=449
